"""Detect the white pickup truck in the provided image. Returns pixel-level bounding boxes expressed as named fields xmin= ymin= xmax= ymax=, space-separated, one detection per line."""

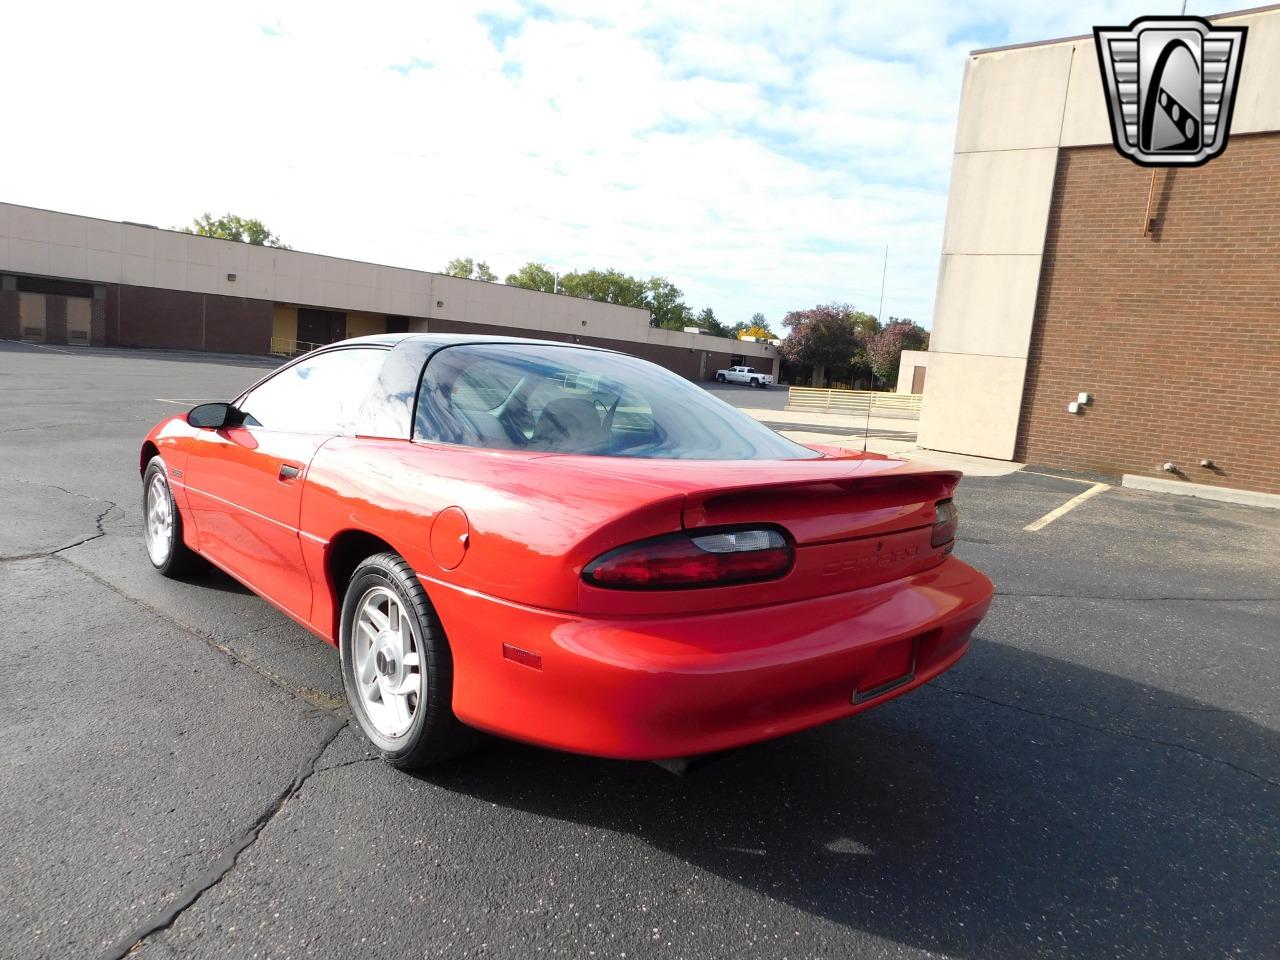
xmin=715 ymin=365 xmax=774 ymax=388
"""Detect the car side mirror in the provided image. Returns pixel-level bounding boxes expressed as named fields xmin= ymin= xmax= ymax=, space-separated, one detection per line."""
xmin=187 ymin=402 xmax=233 ymax=429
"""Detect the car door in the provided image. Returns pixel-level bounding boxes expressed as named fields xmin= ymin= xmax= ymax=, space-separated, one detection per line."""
xmin=183 ymin=347 xmax=388 ymax=620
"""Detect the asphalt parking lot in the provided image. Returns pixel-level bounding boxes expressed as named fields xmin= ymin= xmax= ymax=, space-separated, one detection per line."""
xmin=2 ymin=342 xmax=1277 ymax=960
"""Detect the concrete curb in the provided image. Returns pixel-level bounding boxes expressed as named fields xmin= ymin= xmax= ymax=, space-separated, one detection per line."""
xmin=1122 ymin=474 xmax=1280 ymax=511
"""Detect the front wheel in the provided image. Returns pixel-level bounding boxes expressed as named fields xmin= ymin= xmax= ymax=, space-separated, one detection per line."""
xmin=339 ymin=552 xmax=474 ymax=769
xmin=142 ymin=457 xmax=206 ymax=578
xmin=750 ymin=378 xmax=760 ymax=388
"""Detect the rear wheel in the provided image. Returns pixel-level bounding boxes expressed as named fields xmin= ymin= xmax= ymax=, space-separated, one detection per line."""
xmin=716 ymin=373 xmax=726 ymax=383
xmin=339 ymin=552 xmax=474 ymax=769
xmin=142 ymin=457 xmax=206 ymax=578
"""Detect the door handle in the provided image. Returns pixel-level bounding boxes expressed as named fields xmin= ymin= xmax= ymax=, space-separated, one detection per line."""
xmin=278 ymin=463 xmax=302 ymax=481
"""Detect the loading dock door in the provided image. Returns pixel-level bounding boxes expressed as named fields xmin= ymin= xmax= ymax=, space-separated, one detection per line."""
xmin=297 ymin=308 xmax=347 ymax=346
xmin=18 ymin=292 xmax=45 ymax=341
xmin=66 ymin=298 xmax=91 ymax=344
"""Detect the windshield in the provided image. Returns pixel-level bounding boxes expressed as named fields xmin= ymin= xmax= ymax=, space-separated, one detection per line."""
xmin=415 ymin=343 xmax=817 ymax=460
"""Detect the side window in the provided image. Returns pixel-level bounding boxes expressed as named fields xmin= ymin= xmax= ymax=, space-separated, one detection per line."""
xmin=239 ymin=348 xmax=386 ymax=435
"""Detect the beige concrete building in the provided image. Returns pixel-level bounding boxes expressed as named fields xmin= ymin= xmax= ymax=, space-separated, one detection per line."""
xmin=895 ymin=349 xmax=929 ymax=394
xmin=0 ymin=201 xmax=775 ymax=381
xmin=918 ymin=3 xmax=1280 ymax=495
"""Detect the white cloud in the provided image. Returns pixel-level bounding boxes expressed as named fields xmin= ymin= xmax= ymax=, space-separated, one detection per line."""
xmin=0 ymin=0 xmax=1158 ymax=328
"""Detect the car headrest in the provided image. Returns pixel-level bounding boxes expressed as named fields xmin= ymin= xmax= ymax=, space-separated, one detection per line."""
xmin=533 ymin=397 xmax=609 ymax=450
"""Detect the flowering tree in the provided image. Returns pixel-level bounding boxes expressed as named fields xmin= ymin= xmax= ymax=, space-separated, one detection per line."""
xmin=866 ymin=318 xmax=929 ymax=388
xmin=778 ymin=304 xmax=867 ymax=387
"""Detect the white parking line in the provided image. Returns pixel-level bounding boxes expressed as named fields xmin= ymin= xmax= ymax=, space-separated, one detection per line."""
xmin=1024 ymin=482 xmax=1111 ymax=532
xmin=154 ymin=398 xmax=214 ymax=405
xmin=2 ymin=339 xmax=76 ymax=355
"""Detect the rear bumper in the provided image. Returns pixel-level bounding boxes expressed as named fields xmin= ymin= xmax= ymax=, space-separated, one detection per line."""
xmin=426 ymin=556 xmax=992 ymax=760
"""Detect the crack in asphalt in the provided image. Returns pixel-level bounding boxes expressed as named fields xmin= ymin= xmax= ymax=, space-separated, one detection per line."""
xmin=98 ymin=716 xmax=349 ymax=960
xmin=0 ymin=475 xmax=344 ymax=708
xmin=0 ymin=477 xmax=120 ymax=560
xmin=0 ymin=416 xmax=153 ymax=436
xmin=55 ymin=550 xmax=347 ymax=711
xmin=929 ymin=682 xmax=1280 ymax=790
xmin=313 ymin=754 xmax=380 ymax=776
xmin=1 ymin=508 xmax=358 ymax=959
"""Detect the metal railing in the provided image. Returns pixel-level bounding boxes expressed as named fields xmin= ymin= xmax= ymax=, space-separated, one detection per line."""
xmin=786 ymin=387 xmax=923 ymax=418
xmin=269 ymin=337 xmax=326 ymax=357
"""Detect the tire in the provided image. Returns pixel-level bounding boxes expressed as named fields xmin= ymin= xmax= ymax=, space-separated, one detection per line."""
xmin=339 ymin=552 xmax=474 ymax=769
xmin=716 ymin=374 xmax=726 ymax=383
xmin=142 ymin=456 xmax=207 ymax=578
xmin=750 ymin=378 xmax=760 ymax=388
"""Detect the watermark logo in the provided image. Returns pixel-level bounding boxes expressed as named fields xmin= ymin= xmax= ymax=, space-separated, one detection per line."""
xmin=1094 ymin=16 xmax=1246 ymax=167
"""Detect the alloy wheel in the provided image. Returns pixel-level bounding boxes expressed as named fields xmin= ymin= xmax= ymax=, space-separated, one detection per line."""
xmin=352 ymin=585 xmax=424 ymax=738
xmin=145 ymin=473 xmax=173 ymax=566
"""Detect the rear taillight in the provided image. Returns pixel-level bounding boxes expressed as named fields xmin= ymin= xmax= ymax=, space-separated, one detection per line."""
xmin=931 ymin=499 xmax=958 ymax=547
xmin=583 ymin=527 xmax=793 ymax=589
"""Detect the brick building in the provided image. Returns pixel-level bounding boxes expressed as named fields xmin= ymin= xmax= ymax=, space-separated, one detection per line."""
xmin=0 ymin=202 xmax=775 ymax=383
xmin=918 ymin=4 xmax=1279 ymax=499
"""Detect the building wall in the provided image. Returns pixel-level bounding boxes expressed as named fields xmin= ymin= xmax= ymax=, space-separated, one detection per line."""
xmin=0 ymin=277 xmax=17 ymax=339
xmin=0 ymin=201 xmax=775 ymax=368
xmin=896 ymin=350 xmax=929 ymax=394
xmin=1015 ymin=135 xmax=1280 ymax=494
xmin=44 ymin=294 xmax=67 ymax=344
xmin=0 ymin=201 xmax=776 ymax=376
xmin=105 ymin=284 xmax=273 ymax=354
xmin=919 ymin=5 xmax=1280 ymax=463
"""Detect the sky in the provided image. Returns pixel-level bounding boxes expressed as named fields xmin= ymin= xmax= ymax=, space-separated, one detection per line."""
xmin=1 ymin=0 xmax=1174 ymax=329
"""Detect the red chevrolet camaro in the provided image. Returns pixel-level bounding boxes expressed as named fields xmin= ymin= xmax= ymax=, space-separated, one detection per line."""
xmin=140 ymin=335 xmax=992 ymax=769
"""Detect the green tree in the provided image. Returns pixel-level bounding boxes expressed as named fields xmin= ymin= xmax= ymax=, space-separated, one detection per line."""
xmin=445 ymin=257 xmax=497 ymax=281
xmin=691 ymin=307 xmax=732 ymax=338
xmin=181 ymin=213 xmax=288 ymax=247
xmin=504 ymin=262 xmax=557 ymax=293
xmin=559 ymin=268 xmax=649 ymax=308
xmin=496 ymin=262 xmax=735 ymax=340
xmin=645 ymin=276 xmax=693 ymax=329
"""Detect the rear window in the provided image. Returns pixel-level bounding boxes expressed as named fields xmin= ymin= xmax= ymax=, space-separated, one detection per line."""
xmin=414 ymin=343 xmax=816 ymax=460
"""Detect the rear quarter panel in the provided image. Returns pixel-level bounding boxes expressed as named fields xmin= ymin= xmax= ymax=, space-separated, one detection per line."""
xmin=297 ymin=438 xmax=687 ymax=636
